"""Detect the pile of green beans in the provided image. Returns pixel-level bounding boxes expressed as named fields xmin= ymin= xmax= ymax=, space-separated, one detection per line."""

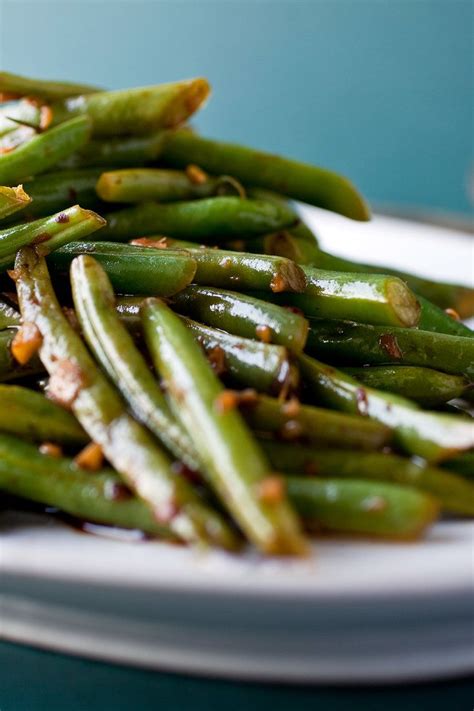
xmin=0 ymin=71 xmax=472 ymax=557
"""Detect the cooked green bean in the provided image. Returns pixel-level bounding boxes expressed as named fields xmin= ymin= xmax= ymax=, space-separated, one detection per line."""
xmin=14 ymin=247 xmax=238 ymax=550
xmin=0 ymin=384 xmax=86 ymax=444
xmin=58 ymin=132 xmax=168 ymax=169
xmin=0 ymin=185 xmax=31 ymax=219
xmin=52 ymin=79 xmax=210 ymax=136
xmin=0 ymin=299 xmax=20 ymax=329
xmin=240 ymin=393 xmax=391 ymax=450
xmin=0 ymin=116 xmax=91 ymax=185
xmin=303 ymin=248 xmax=474 ymax=319
xmin=261 ymin=441 xmax=474 ymax=516
xmin=142 ymin=297 xmax=308 ymax=555
xmin=299 ymin=354 xmax=474 ymax=462
xmin=96 ymin=168 xmax=244 ymax=203
xmin=71 ymin=255 xmax=199 ymax=469
xmin=442 ymin=452 xmax=474 ymax=479
xmin=101 ymin=197 xmax=297 ymax=242
xmin=343 ymin=366 xmax=471 ymax=408
xmin=0 ymin=205 xmax=106 ymax=271
xmin=287 ymin=478 xmax=439 ymax=539
xmin=0 ymin=433 xmax=171 ymax=538
xmin=417 ymin=296 xmax=473 ymax=337
xmin=49 ymin=241 xmax=197 ymax=296
xmin=171 ymin=285 xmax=309 ymax=353
xmin=306 ymin=319 xmax=474 ymax=379
xmin=162 ymin=130 xmax=370 ymax=221
xmin=0 ymin=329 xmax=42 ymax=381
xmin=0 ymin=71 xmax=100 ymax=100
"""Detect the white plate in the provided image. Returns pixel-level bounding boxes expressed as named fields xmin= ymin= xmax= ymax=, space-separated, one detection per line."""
xmin=1 ymin=208 xmax=473 ymax=684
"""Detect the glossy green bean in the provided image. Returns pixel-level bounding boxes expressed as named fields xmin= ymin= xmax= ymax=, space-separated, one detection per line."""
xmin=14 ymin=247 xmax=238 ymax=550
xmin=71 ymin=255 xmax=199 ymax=469
xmin=96 ymin=168 xmax=244 ymax=203
xmin=261 ymin=441 xmax=474 ymax=516
xmin=101 ymin=197 xmax=297 ymax=242
xmin=0 ymin=71 xmax=100 ymax=100
xmin=306 ymin=319 xmax=474 ymax=379
xmin=0 ymin=116 xmax=91 ymax=185
xmin=258 ymin=267 xmax=421 ymax=327
xmin=162 ymin=130 xmax=370 ymax=221
xmin=0 ymin=205 xmax=106 ymax=271
xmin=49 ymin=241 xmax=197 ymax=296
xmin=142 ymin=297 xmax=308 ymax=556
xmin=52 ymin=79 xmax=210 ymax=136
xmin=343 ymin=365 xmax=471 ymax=408
xmin=287 ymin=478 xmax=438 ymax=539
xmin=0 ymin=433 xmax=170 ymax=538
xmin=299 ymin=354 xmax=474 ymax=462
xmin=416 ymin=296 xmax=473 ymax=337
xmin=0 ymin=384 xmax=87 ymax=444
xmin=171 ymin=285 xmax=309 ymax=353
xmin=240 ymin=394 xmax=391 ymax=450
xmin=305 ymin=248 xmax=474 ymax=319
xmin=0 ymin=185 xmax=31 ymax=219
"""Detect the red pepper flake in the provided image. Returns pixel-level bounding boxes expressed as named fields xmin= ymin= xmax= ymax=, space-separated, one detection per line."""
xmin=270 ymin=273 xmax=287 ymax=293
xmin=62 ymin=307 xmax=80 ymax=331
xmin=378 ymin=333 xmax=402 ymax=359
xmin=55 ymin=212 xmax=69 ymax=224
xmin=355 ymin=387 xmax=369 ymax=416
xmin=47 ymin=358 xmax=86 ymax=408
xmin=444 ymin=308 xmax=461 ymax=321
xmin=39 ymin=442 xmax=63 ymax=458
xmin=214 ymin=389 xmax=239 ymax=414
xmin=104 ymin=480 xmax=132 ymax=501
xmin=32 ymin=231 xmax=51 ymax=245
xmin=238 ymin=388 xmax=258 ymax=406
xmin=257 ymin=475 xmax=285 ymax=504
xmin=186 ymin=163 xmax=208 ymax=184
xmin=279 ymin=419 xmax=304 ymax=441
xmin=207 ymin=345 xmax=227 ymax=375
xmin=282 ymin=397 xmax=301 ymax=417
xmin=130 ymin=236 xmax=169 ymax=249
xmin=171 ymin=460 xmax=202 ymax=485
xmin=74 ymin=442 xmax=104 ymax=471
xmin=256 ymin=324 xmax=272 ymax=343
xmin=11 ymin=322 xmax=43 ymax=364
xmin=284 ymin=305 xmax=305 ymax=317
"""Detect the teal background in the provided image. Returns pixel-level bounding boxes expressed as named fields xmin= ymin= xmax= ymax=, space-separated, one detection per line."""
xmin=0 ymin=0 xmax=472 ymax=215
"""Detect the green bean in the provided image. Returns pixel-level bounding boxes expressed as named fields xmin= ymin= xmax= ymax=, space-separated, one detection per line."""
xmin=162 ymin=130 xmax=370 ymax=221
xmin=240 ymin=394 xmax=391 ymax=451
xmin=101 ymin=197 xmax=297 ymax=242
xmin=260 ymin=441 xmax=474 ymax=516
xmin=0 ymin=185 xmax=31 ymax=219
xmin=0 ymin=71 xmax=100 ymax=100
xmin=181 ymin=316 xmax=299 ymax=395
xmin=58 ymin=132 xmax=168 ymax=169
xmin=0 ymin=384 xmax=86 ymax=444
xmin=71 ymin=255 xmax=199 ymax=469
xmin=0 ymin=116 xmax=91 ymax=185
xmin=343 ymin=366 xmax=471 ymax=408
xmin=299 ymin=354 xmax=474 ymax=462
xmin=96 ymin=168 xmax=244 ymax=203
xmin=0 ymin=329 xmax=42 ymax=381
xmin=417 ymin=296 xmax=473 ymax=338
xmin=0 ymin=433 xmax=171 ymax=538
xmin=0 ymin=205 xmax=106 ymax=271
xmin=137 ymin=241 xmax=306 ymax=293
xmin=171 ymin=285 xmax=309 ymax=353
xmin=49 ymin=241 xmax=197 ymax=296
xmin=52 ymin=79 xmax=210 ymax=136
xmin=9 ymin=169 xmax=104 ymax=221
xmin=0 ymin=299 xmax=20 ymax=329
xmin=286 ymin=478 xmax=439 ymax=539
xmin=305 ymin=248 xmax=474 ymax=318
xmin=257 ymin=267 xmax=421 ymax=327
xmin=14 ymin=247 xmax=238 ymax=550
xmin=142 ymin=297 xmax=308 ymax=556
xmin=306 ymin=319 xmax=474 ymax=379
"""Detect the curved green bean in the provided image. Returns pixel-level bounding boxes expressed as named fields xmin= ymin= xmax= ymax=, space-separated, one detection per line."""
xmin=162 ymin=130 xmax=370 ymax=221
xmin=0 ymin=71 xmax=100 ymax=100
